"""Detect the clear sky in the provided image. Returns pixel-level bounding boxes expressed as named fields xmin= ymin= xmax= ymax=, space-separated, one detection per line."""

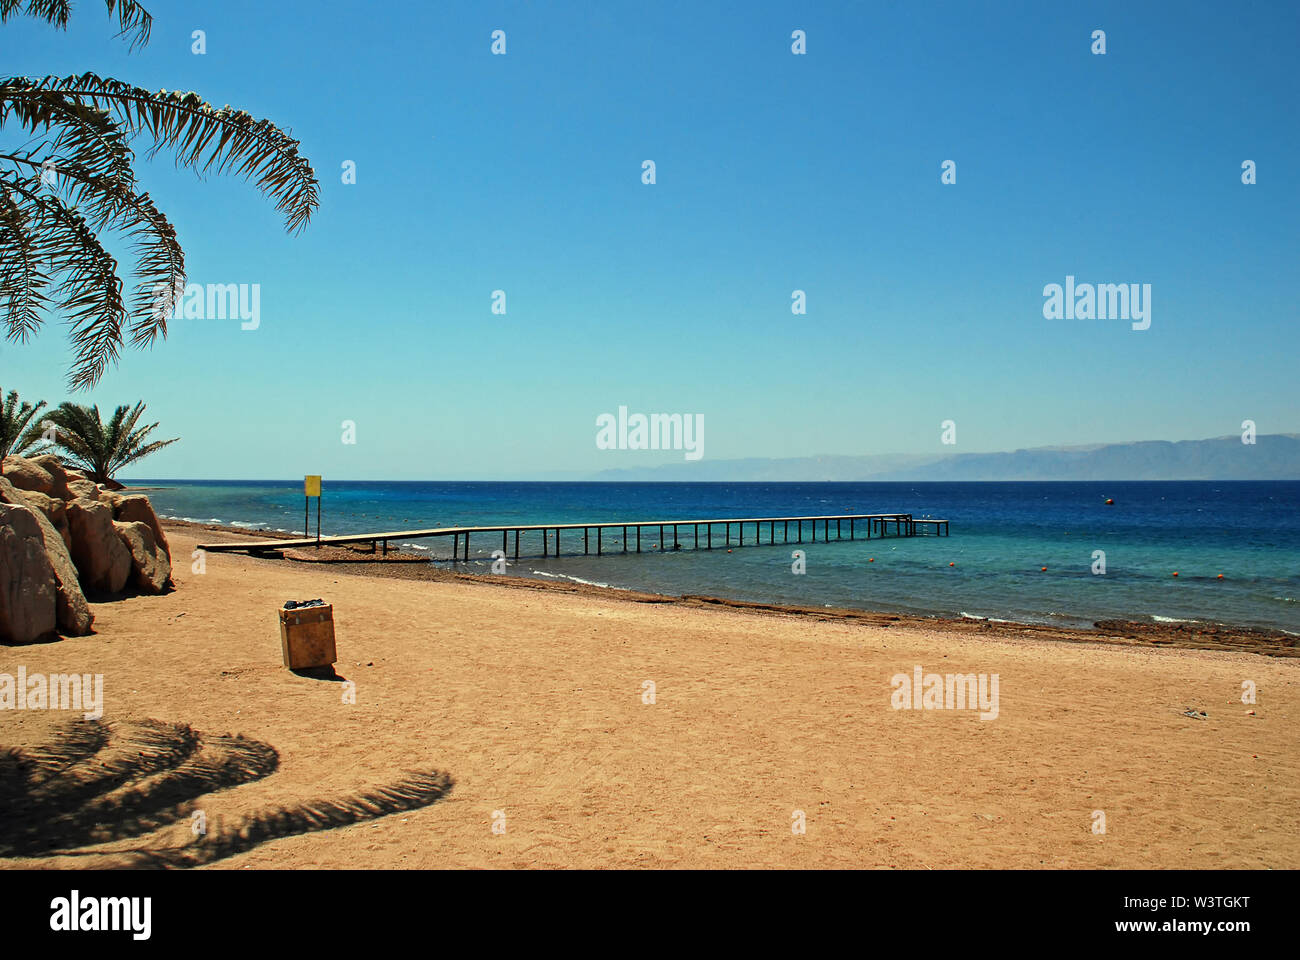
xmin=4 ymin=0 xmax=1297 ymax=479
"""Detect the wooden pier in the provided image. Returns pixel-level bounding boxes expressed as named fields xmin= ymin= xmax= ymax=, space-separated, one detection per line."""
xmin=197 ymin=512 xmax=949 ymax=560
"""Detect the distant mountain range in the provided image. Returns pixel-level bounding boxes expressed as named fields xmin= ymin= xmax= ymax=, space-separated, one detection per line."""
xmin=584 ymin=434 xmax=1300 ymax=482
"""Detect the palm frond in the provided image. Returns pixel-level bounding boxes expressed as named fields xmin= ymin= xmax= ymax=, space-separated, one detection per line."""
xmin=0 ymin=1 xmax=151 ymax=49
xmin=6 ymin=73 xmax=320 ymax=233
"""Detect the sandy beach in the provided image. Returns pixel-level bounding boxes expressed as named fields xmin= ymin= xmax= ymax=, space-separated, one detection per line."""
xmin=2 ymin=520 xmax=1296 ymax=870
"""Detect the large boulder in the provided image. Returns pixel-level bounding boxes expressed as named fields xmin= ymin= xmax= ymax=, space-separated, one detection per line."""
xmin=113 ymin=520 xmax=171 ymax=594
xmin=0 ymin=502 xmax=58 ymax=644
xmin=114 ymin=495 xmax=170 ymax=555
xmin=66 ymin=498 xmax=132 ymax=594
xmin=16 ymin=489 xmax=73 ymax=552
xmin=1 ymin=456 xmax=57 ymax=496
xmin=0 ymin=478 xmax=92 ymax=635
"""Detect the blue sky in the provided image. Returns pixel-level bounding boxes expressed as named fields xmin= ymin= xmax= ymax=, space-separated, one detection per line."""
xmin=3 ymin=0 xmax=1297 ymax=479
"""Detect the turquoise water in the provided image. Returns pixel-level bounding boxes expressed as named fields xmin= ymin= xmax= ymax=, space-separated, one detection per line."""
xmin=133 ymin=480 xmax=1300 ymax=632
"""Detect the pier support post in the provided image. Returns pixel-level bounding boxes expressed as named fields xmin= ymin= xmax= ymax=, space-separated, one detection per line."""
xmin=585 ymin=528 xmax=589 ymax=554
xmin=514 ymin=529 xmax=520 ymax=559
xmin=598 ymin=527 xmax=603 ymax=554
xmin=453 ymin=533 xmax=459 ymax=561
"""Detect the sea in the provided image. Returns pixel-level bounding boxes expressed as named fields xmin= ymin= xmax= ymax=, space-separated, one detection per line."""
xmin=130 ymin=480 xmax=1300 ymax=634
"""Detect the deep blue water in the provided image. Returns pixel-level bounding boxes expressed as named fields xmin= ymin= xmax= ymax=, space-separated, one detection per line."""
xmin=130 ymin=480 xmax=1300 ymax=632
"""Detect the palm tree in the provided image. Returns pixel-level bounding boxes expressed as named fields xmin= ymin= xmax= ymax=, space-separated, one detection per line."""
xmin=1 ymin=0 xmax=319 ymax=390
xmin=42 ymin=400 xmax=177 ymax=483
xmin=0 ymin=387 xmax=48 ymax=470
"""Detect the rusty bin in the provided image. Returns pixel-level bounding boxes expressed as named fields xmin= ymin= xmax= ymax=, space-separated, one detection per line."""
xmin=278 ymin=601 xmax=336 ymax=669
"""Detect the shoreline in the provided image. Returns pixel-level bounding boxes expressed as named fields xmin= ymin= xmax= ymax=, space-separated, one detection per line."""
xmin=169 ymin=517 xmax=1299 ymax=659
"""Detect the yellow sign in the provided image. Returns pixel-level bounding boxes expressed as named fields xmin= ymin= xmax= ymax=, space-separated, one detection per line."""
xmin=304 ymin=475 xmax=321 ymax=497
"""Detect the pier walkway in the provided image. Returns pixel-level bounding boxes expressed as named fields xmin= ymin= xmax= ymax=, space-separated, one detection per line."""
xmin=197 ymin=512 xmax=949 ymax=560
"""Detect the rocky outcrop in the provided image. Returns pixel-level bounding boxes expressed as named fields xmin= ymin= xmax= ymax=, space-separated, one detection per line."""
xmin=114 ymin=520 xmax=171 ymax=594
xmin=66 ymin=498 xmax=132 ymax=595
xmin=0 ymin=478 xmax=92 ymax=635
xmin=0 ymin=455 xmax=172 ymax=641
xmin=0 ymin=502 xmax=58 ymax=644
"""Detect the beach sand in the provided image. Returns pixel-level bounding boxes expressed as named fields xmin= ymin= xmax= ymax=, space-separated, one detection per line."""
xmin=2 ymin=524 xmax=1297 ymax=869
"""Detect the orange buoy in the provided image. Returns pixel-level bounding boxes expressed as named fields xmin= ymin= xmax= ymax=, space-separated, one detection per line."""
xmin=868 ymin=557 xmax=875 ymax=562
xmin=1172 ymin=571 xmax=1179 ymax=577
xmin=1041 ymin=566 xmax=1047 ymax=571
xmin=726 ymin=549 xmax=732 ymax=553
xmin=1104 ymin=498 xmax=1114 ymax=505
xmin=949 ymin=562 xmax=956 ymax=567
xmin=1217 ymin=573 xmax=1224 ymax=580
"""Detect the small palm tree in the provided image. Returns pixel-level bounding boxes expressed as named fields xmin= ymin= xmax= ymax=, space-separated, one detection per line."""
xmin=43 ymin=400 xmax=177 ymax=483
xmin=0 ymin=387 xmax=49 ymax=470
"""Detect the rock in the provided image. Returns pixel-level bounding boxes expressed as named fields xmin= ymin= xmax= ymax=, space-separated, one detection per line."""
xmin=114 ymin=495 xmax=170 ymax=555
xmin=0 ymin=479 xmax=92 ymax=635
xmin=114 ymin=520 xmax=171 ymax=594
xmin=26 ymin=455 xmax=77 ymax=497
xmin=65 ymin=477 xmax=99 ymax=500
xmin=14 ymin=489 xmax=73 ymax=552
xmin=1 ymin=456 xmax=57 ymax=496
xmin=99 ymin=489 xmax=125 ymax=511
xmin=0 ymin=502 xmax=58 ymax=644
xmin=66 ymin=498 xmax=132 ymax=594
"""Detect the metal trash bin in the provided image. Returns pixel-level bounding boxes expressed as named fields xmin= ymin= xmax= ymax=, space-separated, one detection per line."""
xmin=279 ymin=600 xmax=336 ymax=669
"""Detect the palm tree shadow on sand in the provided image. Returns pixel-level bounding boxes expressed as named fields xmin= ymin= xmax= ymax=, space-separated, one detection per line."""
xmin=0 ymin=718 xmax=453 ymax=868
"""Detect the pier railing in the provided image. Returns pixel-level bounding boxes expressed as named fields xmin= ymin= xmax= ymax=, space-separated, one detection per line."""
xmin=197 ymin=512 xmax=950 ymax=560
